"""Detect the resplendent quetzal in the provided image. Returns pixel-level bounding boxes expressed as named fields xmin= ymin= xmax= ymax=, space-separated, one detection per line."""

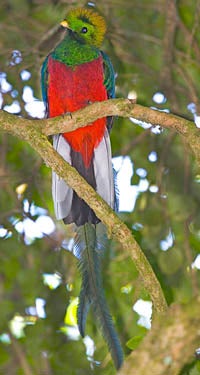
xmin=41 ymin=7 xmax=123 ymax=369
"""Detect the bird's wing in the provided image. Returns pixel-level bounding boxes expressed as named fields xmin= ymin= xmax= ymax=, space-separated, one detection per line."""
xmin=101 ymin=50 xmax=115 ymax=99
xmin=101 ymin=50 xmax=115 ymax=132
xmin=41 ymin=55 xmax=49 ymax=116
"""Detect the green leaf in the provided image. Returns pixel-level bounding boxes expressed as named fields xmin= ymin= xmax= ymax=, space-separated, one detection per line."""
xmin=126 ymin=335 xmax=144 ymax=350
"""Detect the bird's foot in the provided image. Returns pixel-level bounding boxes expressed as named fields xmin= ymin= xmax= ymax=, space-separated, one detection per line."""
xmin=62 ymin=111 xmax=73 ymax=119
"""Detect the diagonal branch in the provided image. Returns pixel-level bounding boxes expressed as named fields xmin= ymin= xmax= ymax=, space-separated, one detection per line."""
xmin=0 ymin=103 xmax=168 ymax=313
xmin=30 ymin=134 xmax=168 ymax=314
xmin=1 ymin=98 xmax=199 ymax=313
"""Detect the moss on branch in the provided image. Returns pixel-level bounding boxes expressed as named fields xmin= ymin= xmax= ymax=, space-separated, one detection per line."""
xmin=119 ymin=299 xmax=200 ymax=375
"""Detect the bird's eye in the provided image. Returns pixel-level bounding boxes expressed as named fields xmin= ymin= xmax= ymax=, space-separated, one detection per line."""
xmin=81 ymin=27 xmax=88 ymax=33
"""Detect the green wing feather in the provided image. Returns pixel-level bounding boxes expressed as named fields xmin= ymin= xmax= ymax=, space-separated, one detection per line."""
xmin=101 ymin=50 xmax=115 ymax=99
xmin=101 ymin=50 xmax=115 ymax=132
xmin=41 ymin=56 xmax=49 ymax=115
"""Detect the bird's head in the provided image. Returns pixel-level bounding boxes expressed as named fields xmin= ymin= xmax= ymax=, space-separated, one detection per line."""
xmin=60 ymin=8 xmax=106 ymax=47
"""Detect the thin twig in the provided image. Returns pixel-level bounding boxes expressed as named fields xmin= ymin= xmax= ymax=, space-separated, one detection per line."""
xmin=10 ymin=334 xmax=34 ymax=375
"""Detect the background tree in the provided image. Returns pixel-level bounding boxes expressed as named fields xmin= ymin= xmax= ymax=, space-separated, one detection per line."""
xmin=0 ymin=0 xmax=200 ymax=374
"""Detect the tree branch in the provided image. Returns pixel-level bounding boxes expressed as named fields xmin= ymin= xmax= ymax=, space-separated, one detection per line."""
xmin=10 ymin=335 xmax=34 ymax=375
xmin=0 ymin=98 xmax=199 ymax=313
xmin=1 ymin=99 xmax=199 ymax=168
xmin=119 ymin=299 xmax=200 ymax=375
xmin=0 ymin=101 xmax=169 ymax=314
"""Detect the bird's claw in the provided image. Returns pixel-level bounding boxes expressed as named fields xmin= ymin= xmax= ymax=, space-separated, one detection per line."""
xmin=62 ymin=111 xmax=72 ymax=119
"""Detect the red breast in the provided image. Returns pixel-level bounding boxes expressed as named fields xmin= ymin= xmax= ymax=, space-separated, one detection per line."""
xmin=47 ymin=55 xmax=108 ymax=167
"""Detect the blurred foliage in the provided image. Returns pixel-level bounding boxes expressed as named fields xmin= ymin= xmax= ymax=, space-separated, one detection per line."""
xmin=0 ymin=0 xmax=200 ymax=374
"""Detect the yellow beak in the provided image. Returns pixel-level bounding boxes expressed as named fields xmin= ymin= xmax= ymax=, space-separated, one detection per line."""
xmin=60 ymin=19 xmax=70 ymax=28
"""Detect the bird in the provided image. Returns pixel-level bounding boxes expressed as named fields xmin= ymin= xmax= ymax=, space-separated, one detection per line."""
xmin=41 ymin=7 xmax=123 ymax=369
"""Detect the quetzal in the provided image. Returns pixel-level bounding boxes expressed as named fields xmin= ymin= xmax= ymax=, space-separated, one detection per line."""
xmin=41 ymin=7 xmax=123 ymax=369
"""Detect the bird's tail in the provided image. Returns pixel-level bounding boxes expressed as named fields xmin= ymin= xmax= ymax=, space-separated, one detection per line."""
xmin=74 ymin=223 xmax=123 ymax=370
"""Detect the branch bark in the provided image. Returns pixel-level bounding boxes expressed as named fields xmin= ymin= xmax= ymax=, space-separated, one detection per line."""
xmin=0 ymin=99 xmax=199 ymax=167
xmin=0 ymin=100 xmax=170 ymax=314
xmin=119 ymin=299 xmax=200 ymax=375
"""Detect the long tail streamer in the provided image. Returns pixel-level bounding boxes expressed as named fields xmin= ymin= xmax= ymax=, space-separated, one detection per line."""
xmin=74 ymin=223 xmax=123 ymax=370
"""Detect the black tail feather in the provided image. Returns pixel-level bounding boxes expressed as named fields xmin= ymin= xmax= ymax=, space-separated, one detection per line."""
xmin=63 ymin=149 xmax=100 ymax=226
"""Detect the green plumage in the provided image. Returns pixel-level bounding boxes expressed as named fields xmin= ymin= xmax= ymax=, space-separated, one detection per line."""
xmin=52 ymin=35 xmax=100 ymax=66
xmin=75 ymin=224 xmax=123 ymax=370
